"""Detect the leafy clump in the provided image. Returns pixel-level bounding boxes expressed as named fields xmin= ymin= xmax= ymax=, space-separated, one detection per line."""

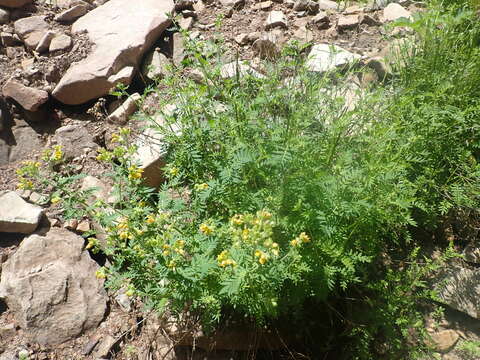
xmin=17 ymin=0 xmax=480 ymax=358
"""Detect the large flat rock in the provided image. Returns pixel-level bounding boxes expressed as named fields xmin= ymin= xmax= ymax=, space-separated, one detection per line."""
xmin=52 ymin=0 xmax=174 ymax=105
xmin=0 ymin=191 xmax=43 ymax=234
xmin=435 ymin=266 xmax=480 ymax=319
xmin=0 ymin=228 xmax=107 ymax=345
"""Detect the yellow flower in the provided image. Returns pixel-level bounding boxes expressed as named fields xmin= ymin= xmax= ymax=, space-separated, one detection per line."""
xmin=231 ymin=214 xmax=243 ymax=226
xmin=299 ymin=232 xmax=311 ymax=243
xmin=254 ymin=249 xmax=262 ymax=257
xmin=146 ymin=214 xmax=155 ymax=225
xmin=199 ymin=223 xmax=214 ymax=235
xmin=290 ymin=239 xmax=300 ymax=247
xmin=52 ymin=145 xmax=63 ymax=162
xmin=85 ymin=238 xmax=98 ymax=250
xmin=51 ymin=196 xmax=61 ymax=204
xmin=217 ymin=250 xmax=229 ymax=262
xmin=110 ymin=133 xmax=121 ymax=144
xmin=258 ymin=254 xmax=268 ymax=265
xmin=195 ymin=183 xmax=209 ymax=191
xmin=128 ymin=165 xmax=143 ymax=180
xmin=95 ymin=268 xmax=106 ymax=279
xmin=125 ymin=288 xmax=135 ymax=297
xmin=119 ymin=231 xmax=131 ymax=240
xmin=169 ymin=167 xmax=179 ymax=176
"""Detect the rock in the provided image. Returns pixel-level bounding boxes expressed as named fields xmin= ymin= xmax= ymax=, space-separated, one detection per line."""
xmin=107 ymin=93 xmax=141 ymax=124
xmin=54 ymin=4 xmax=89 ymax=23
xmin=49 ymin=34 xmax=72 ymax=52
xmin=0 ymin=0 xmax=32 ymax=7
xmin=8 ymin=125 xmax=44 ymax=163
xmin=383 ymin=3 xmax=411 ymax=22
xmin=0 ymin=8 xmax=9 ymax=24
xmin=93 ymin=335 xmax=117 ymax=358
xmin=435 ymin=267 xmax=480 ymax=319
xmin=115 ymin=291 xmax=132 ymax=312
xmin=219 ymin=0 xmax=244 ymax=9
xmin=234 ymin=33 xmax=249 ymax=45
xmin=293 ymin=25 xmax=314 ymax=43
xmin=175 ymin=0 xmax=194 ymax=11
xmin=133 ymin=125 xmax=168 ymax=188
xmin=80 ymin=175 xmax=112 ymax=205
xmin=318 ymin=0 xmax=338 ymax=10
xmin=265 ymin=10 xmax=287 ymax=30
xmin=52 ymin=0 xmax=174 ymax=105
xmin=427 ymin=330 xmax=459 ymax=353
xmin=63 ymin=218 xmax=78 ymax=230
xmin=35 ymin=30 xmax=55 ymax=53
xmin=252 ymin=33 xmax=279 ymax=59
xmin=311 ymin=11 xmax=329 ymax=28
xmin=0 ymin=323 xmax=16 ymax=340
xmin=0 ymin=191 xmax=42 ymax=234
xmin=0 ymin=228 xmax=107 ymax=345
xmin=220 ymin=61 xmax=264 ymax=79
xmin=463 ymin=244 xmax=480 ymax=263
xmin=24 ymin=30 xmax=48 ymax=50
xmin=293 ymin=0 xmax=319 ymax=14
xmin=14 ymin=16 xmax=49 ymax=39
xmin=253 ymin=1 xmax=272 ymax=10
xmin=172 ymin=32 xmax=185 ymax=67
xmin=53 ymin=124 xmax=98 ymax=159
xmin=1 ymin=32 xmax=19 ymax=46
xmin=366 ymin=56 xmax=389 ymax=80
xmin=179 ymin=16 xmax=194 ymax=30
xmin=142 ymin=49 xmax=170 ymax=81
xmin=337 ymin=14 xmax=360 ymax=30
xmin=76 ymin=220 xmax=90 ymax=233
xmin=306 ymin=44 xmax=361 ymax=73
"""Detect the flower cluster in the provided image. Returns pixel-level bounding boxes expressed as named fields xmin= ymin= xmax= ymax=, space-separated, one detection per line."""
xmin=217 ymin=250 xmax=236 ymax=267
xmin=290 ymin=232 xmax=311 ymax=247
xmin=16 ymin=160 xmax=41 ymax=190
xmin=128 ymin=165 xmax=143 ymax=180
xmin=42 ymin=145 xmax=64 ymax=163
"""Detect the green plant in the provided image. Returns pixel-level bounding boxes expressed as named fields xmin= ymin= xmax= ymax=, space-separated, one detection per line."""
xmin=21 ymin=0 xmax=480 ymax=358
xmin=458 ymin=340 xmax=480 ymax=359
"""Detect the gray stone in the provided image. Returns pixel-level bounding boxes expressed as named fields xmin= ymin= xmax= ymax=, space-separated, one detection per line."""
xmin=35 ymin=30 xmax=55 ymax=53
xmin=80 ymin=175 xmax=112 ymax=205
xmin=219 ymin=0 xmax=244 ymax=8
xmin=52 ymin=124 xmax=98 ymax=159
xmin=54 ymin=4 xmax=89 ymax=23
xmin=252 ymin=33 xmax=279 ymax=59
xmin=107 ymin=93 xmax=141 ymax=124
xmin=435 ymin=267 xmax=480 ymax=319
xmin=293 ymin=0 xmax=319 ymax=14
xmin=318 ymin=0 xmax=338 ymax=10
xmin=0 ymin=228 xmax=107 ymax=345
xmin=337 ymin=14 xmax=360 ymax=30
xmin=49 ymin=34 xmax=72 ymax=52
xmin=265 ymin=10 xmax=287 ymax=30
xmin=383 ymin=3 xmax=411 ymax=21
xmin=0 ymin=32 xmax=19 ymax=47
xmin=133 ymin=125 xmax=168 ymax=188
xmin=173 ymin=32 xmax=185 ymax=67
xmin=0 ymin=191 xmax=43 ymax=234
xmin=14 ymin=16 xmax=48 ymax=39
xmin=2 ymin=79 xmax=49 ymax=112
xmin=52 ymin=0 xmax=174 ymax=105
xmin=0 ymin=8 xmax=9 ymax=24
xmin=93 ymin=335 xmax=117 ymax=358
xmin=8 ymin=125 xmax=43 ymax=163
xmin=427 ymin=330 xmax=459 ymax=353
xmin=306 ymin=44 xmax=361 ymax=73
xmin=142 ymin=49 xmax=170 ymax=80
